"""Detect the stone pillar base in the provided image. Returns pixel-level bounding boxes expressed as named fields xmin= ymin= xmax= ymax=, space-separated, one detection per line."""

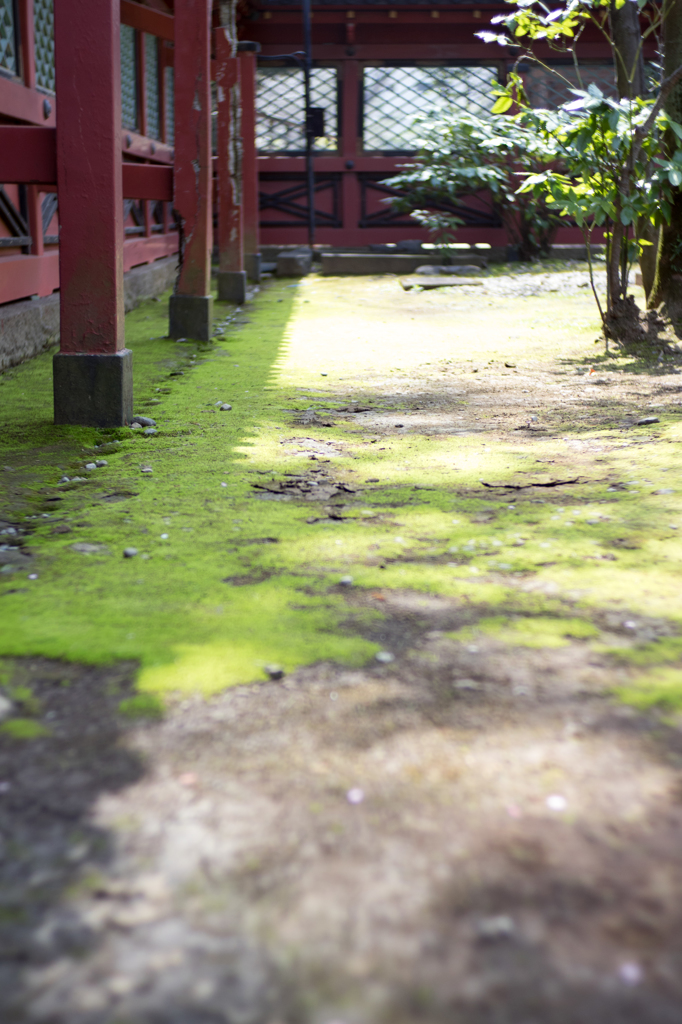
xmin=53 ymin=349 xmax=133 ymax=427
xmin=169 ymin=294 xmax=213 ymax=341
xmin=244 ymin=252 xmax=261 ymax=284
xmin=217 ymin=271 xmax=247 ymax=304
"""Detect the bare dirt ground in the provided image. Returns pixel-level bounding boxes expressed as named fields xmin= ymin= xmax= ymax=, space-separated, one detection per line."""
xmin=3 ymin=269 xmax=682 ymax=1024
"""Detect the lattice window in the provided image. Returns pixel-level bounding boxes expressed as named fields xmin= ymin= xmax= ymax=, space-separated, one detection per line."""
xmin=525 ymin=64 xmax=617 ymax=108
xmin=256 ymin=67 xmax=338 ymax=153
xmin=362 ymin=66 xmax=499 ymax=153
xmin=121 ymin=24 xmax=138 ymax=131
xmin=144 ymin=33 xmax=160 ymax=139
xmin=0 ymin=0 xmax=17 ymax=77
xmin=164 ymin=66 xmax=174 ymax=145
xmin=33 ymin=0 xmax=54 ymax=92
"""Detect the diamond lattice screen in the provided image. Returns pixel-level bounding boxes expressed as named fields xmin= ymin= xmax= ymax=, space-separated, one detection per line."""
xmin=145 ymin=33 xmax=160 ymax=139
xmin=362 ymin=66 xmax=499 ymax=152
xmin=525 ymin=64 xmax=617 ymax=108
xmin=121 ymin=24 xmax=138 ymax=131
xmin=164 ymin=66 xmax=174 ymax=145
xmin=0 ymin=0 xmax=16 ymax=76
xmin=33 ymin=0 xmax=54 ymax=92
xmin=256 ymin=67 xmax=338 ymax=153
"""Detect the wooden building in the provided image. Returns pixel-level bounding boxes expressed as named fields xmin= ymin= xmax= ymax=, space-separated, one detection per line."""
xmin=0 ymin=0 xmax=622 ymax=424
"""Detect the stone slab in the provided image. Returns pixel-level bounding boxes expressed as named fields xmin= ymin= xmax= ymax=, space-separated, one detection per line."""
xmin=169 ymin=294 xmax=214 ymax=341
xmin=53 ymin=349 xmax=133 ymax=427
xmin=277 ymin=249 xmax=313 ymax=277
xmin=320 ymin=253 xmax=488 ymax=276
xmin=400 ymin=276 xmax=485 ymax=291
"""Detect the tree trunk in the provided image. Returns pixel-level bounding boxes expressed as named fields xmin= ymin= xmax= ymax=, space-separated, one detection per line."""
xmin=649 ymin=0 xmax=682 ymax=330
xmin=609 ymin=0 xmax=646 ymax=98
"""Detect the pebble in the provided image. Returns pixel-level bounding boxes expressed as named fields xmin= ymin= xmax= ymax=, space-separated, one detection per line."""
xmin=130 ymin=422 xmax=143 ymax=430
xmin=140 ymin=466 xmax=153 ymax=474
xmin=618 ymin=961 xmax=643 ymax=986
xmin=84 ymin=463 xmax=97 ymax=471
xmin=144 ymin=428 xmax=158 ymax=436
xmin=264 ymin=664 xmax=284 ymax=680
xmin=0 ymin=694 xmax=13 ymax=721
xmin=339 ymin=575 xmax=354 ymax=585
xmin=131 ymin=416 xmax=157 ymax=427
xmin=220 ymin=403 xmax=232 ymax=411
xmin=27 ymin=573 xmax=38 ymax=580
xmin=95 ymin=459 xmax=108 ymax=468
xmin=477 ymin=915 xmax=515 ymax=940
xmin=58 ymin=476 xmax=70 ymax=483
xmin=123 ymin=548 xmax=138 ymax=558
xmin=454 ymin=678 xmax=479 ymax=691
xmin=637 ymin=416 xmax=659 ymax=426
xmin=375 ymin=651 xmax=395 ymax=663
xmin=70 ymin=543 xmax=106 ymax=554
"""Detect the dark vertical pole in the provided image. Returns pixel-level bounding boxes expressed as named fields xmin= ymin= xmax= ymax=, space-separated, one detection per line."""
xmin=53 ymin=0 xmax=132 ymax=426
xmin=302 ymin=0 xmax=315 ymax=248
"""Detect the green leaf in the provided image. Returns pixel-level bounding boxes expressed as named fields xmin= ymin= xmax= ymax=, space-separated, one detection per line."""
xmin=491 ymin=95 xmax=514 ymax=114
xmin=669 ymin=168 xmax=682 ymax=187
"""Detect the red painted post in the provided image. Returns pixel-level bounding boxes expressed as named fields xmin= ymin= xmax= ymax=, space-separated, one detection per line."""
xmin=169 ymin=0 xmax=213 ymax=340
xmin=53 ymin=0 xmax=132 ymax=426
xmin=239 ymin=51 xmax=261 ymax=283
xmin=215 ymin=24 xmax=246 ymax=303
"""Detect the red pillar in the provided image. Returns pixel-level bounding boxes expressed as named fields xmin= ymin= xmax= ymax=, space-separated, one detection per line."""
xmin=53 ymin=0 xmax=132 ymax=426
xmin=215 ymin=27 xmax=246 ymax=303
xmin=169 ymin=0 xmax=213 ymax=340
xmin=239 ymin=51 xmax=261 ymax=283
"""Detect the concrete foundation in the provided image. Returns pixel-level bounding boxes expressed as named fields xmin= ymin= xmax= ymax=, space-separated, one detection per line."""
xmin=0 ymin=294 xmax=60 ymax=372
xmin=217 ymin=271 xmax=247 ymax=304
xmin=0 ymin=256 xmax=179 ymax=372
xmin=245 ymin=252 xmax=261 ymax=283
xmin=53 ymin=348 xmax=133 ymax=427
xmin=169 ymin=294 xmax=214 ymax=341
xmin=123 ymin=255 xmax=178 ymax=312
xmin=320 ymin=253 xmax=488 ymax=276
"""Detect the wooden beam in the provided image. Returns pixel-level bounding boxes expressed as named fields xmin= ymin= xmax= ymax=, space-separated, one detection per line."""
xmin=122 ymin=163 xmax=173 ymax=200
xmin=121 ymin=0 xmax=174 ymax=42
xmin=0 ymin=127 xmax=173 ymax=199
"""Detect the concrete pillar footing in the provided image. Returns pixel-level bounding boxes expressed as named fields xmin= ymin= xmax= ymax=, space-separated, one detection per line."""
xmin=217 ymin=271 xmax=247 ymax=304
xmin=53 ymin=349 xmax=133 ymax=427
xmin=169 ymin=294 xmax=214 ymax=341
xmin=245 ymin=252 xmax=261 ymax=284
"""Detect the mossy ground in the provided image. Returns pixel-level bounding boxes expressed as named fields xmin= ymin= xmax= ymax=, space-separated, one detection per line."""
xmin=4 ymin=269 xmax=682 ymax=1021
xmin=1 ymin=270 xmax=681 ymax=710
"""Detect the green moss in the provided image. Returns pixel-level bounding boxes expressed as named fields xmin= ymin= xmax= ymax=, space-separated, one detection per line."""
xmin=1 ymin=273 xmax=682 ymax=698
xmin=0 ymin=718 xmax=50 ymax=739
xmin=615 ymin=667 xmax=682 ymax=711
xmin=118 ymin=693 xmax=164 ymax=718
xmin=448 ymin=616 xmax=599 ymax=649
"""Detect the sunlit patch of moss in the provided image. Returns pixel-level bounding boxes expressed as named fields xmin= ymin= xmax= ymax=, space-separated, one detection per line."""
xmin=448 ymin=615 xmax=599 ymax=649
xmin=2 ymin=271 xmax=682 ymax=696
xmin=615 ymin=667 xmax=682 ymax=711
xmin=0 ymin=718 xmax=50 ymax=739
